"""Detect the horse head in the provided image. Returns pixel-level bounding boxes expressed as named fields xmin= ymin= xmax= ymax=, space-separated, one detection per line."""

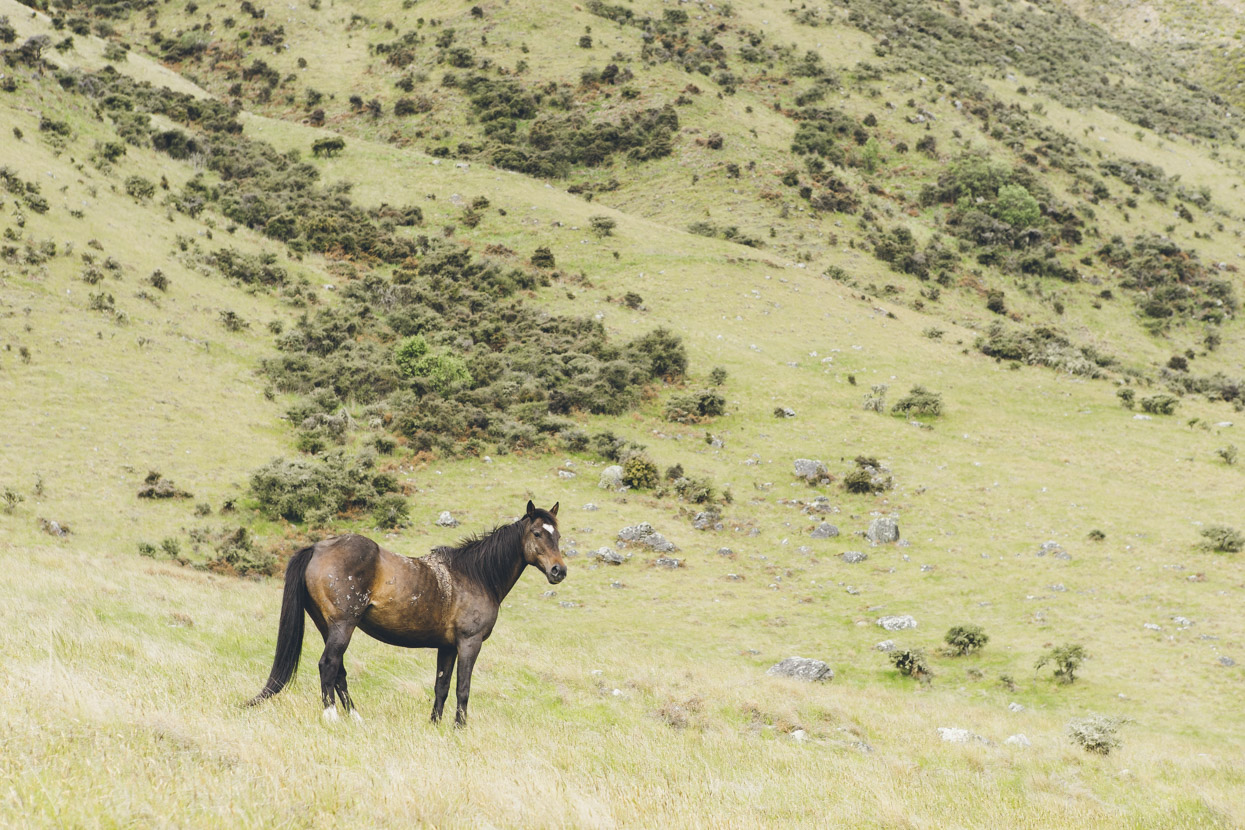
xmin=522 ymin=500 xmax=565 ymax=584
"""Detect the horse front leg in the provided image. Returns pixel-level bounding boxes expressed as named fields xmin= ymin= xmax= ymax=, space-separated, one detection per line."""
xmin=430 ymin=645 xmax=456 ymax=723
xmin=453 ymin=637 xmax=483 ymax=727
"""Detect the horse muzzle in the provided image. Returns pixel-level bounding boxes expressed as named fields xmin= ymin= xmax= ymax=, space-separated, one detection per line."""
xmin=546 ymin=563 xmax=567 ymax=584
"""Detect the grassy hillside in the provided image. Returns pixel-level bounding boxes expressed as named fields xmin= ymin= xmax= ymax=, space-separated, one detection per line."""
xmin=2 ymin=0 xmax=1245 ymax=826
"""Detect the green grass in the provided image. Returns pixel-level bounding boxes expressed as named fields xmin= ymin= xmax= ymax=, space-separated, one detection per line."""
xmin=2 ymin=0 xmax=1245 ymax=825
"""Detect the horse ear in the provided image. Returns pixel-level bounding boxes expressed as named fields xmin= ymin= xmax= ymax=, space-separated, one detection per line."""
xmin=526 ymin=500 xmax=536 ymax=518
xmin=550 ymin=502 xmax=559 ymax=517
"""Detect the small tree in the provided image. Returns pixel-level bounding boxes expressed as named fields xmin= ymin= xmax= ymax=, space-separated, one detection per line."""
xmin=311 ymin=136 xmax=345 ymax=157
xmin=1200 ymin=524 xmax=1244 ymax=554
xmin=944 ymin=625 xmax=989 ymax=656
xmin=1036 ymin=643 xmax=1087 ymax=684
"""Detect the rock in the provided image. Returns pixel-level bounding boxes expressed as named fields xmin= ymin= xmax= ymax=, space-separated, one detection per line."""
xmin=1144 ymin=623 xmax=1162 ymax=631
xmin=877 ymin=614 xmax=917 ymax=631
xmin=810 ymin=522 xmax=840 ymax=539
xmin=693 ymin=510 xmax=723 ymax=531
xmin=583 ymin=502 xmax=599 ymax=511
xmin=866 ymin=517 xmax=900 ymax=544
xmin=805 ymin=496 xmax=836 ymax=515
xmin=937 ymin=727 xmax=986 ymax=744
xmin=1005 ymin=734 xmax=1031 ymax=748
xmin=717 ymin=547 xmax=735 ymax=557
xmin=1050 ymin=583 xmax=1066 ymax=592
xmin=558 ymin=470 xmax=576 ymax=479
xmin=790 ymin=729 xmax=808 ymax=743
xmin=617 ymin=522 xmax=677 ymax=553
xmin=591 ymin=547 xmax=628 ymax=565
xmin=766 ymin=656 xmax=834 ymax=682
xmin=775 ymin=407 xmax=796 ymax=418
xmin=841 ymin=551 xmax=868 ymax=564
xmin=875 ymin=640 xmax=896 ymax=652
xmin=1172 ymin=616 xmax=1193 ymax=627
xmin=436 ymin=511 xmax=459 ymax=527
xmin=1219 ymin=656 xmax=1236 ymax=667
xmin=654 ymin=556 xmax=682 ymax=569
xmin=920 ymin=564 xmax=934 ymax=572
xmin=793 ymin=458 xmax=829 ymax=483
xmin=1008 ymin=702 xmax=1024 ymax=713
xmin=598 ymin=465 xmax=624 ymax=491
xmin=38 ymin=518 xmax=69 ymax=537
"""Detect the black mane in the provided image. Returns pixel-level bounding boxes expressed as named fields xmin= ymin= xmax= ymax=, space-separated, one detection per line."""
xmin=436 ymin=510 xmax=557 ymax=600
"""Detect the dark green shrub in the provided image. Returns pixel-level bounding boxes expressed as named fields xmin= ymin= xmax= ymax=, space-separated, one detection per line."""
xmin=621 ymin=454 xmax=659 ymax=489
xmin=708 ymin=366 xmax=727 ymax=386
xmin=1216 ymin=445 xmax=1238 ymax=466
xmin=944 ymin=625 xmax=989 ymax=656
xmin=1200 ymin=525 xmax=1244 ymax=553
xmin=664 ymin=390 xmax=726 ymax=423
xmin=124 ymin=175 xmax=156 ymax=200
xmin=1036 ymin=643 xmax=1087 ymax=684
xmin=371 ymin=493 xmax=410 ymax=528
xmin=891 ymin=385 xmax=943 ymax=418
xmin=589 ymin=215 xmax=616 ymax=237
xmin=311 ymin=136 xmax=345 ymax=157
xmin=1139 ymin=394 xmax=1179 ymax=415
xmin=1116 ymin=388 xmax=1135 ymax=409
xmin=249 ymin=451 xmax=399 ymax=524
xmin=889 ymin=648 xmax=932 ymax=681
xmin=530 ymin=246 xmax=556 ymax=268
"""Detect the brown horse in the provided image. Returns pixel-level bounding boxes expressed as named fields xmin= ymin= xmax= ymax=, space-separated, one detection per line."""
xmin=248 ymin=501 xmax=565 ymax=725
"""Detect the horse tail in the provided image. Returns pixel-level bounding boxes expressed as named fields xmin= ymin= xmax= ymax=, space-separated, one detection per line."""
xmin=246 ymin=544 xmax=315 ymax=706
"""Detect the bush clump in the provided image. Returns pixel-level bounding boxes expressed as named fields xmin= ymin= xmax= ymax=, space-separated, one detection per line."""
xmin=664 ymin=390 xmax=726 ymax=423
xmin=889 ymin=648 xmax=932 ymax=681
xmin=621 ymin=453 xmax=659 ymax=490
xmin=1139 ymin=394 xmax=1179 ymax=415
xmin=249 ymin=451 xmax=399 ymax=524
xmin=1067 ymin=713 xmax=1126 ymax=755
xmin=1036 ymin=643 xmax=1088 ymax=684
xmin=1200 ymin=524 xmax=1244 ymax=554
xmin=943 ymin=625 xmax=989 ymax=656
xmin=890 ymin=385 xmax=943 ymax=418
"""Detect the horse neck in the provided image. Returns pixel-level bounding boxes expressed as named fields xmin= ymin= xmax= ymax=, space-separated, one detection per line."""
xmin=493 ymin=533 xmax=530 ymax=601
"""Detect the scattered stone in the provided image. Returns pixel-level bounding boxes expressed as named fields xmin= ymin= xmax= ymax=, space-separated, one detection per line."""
xmin=938 ymin=727 xmax=986 ymax=744
xmin=920 ymin=564 xmax=934 ymax=572
xmin=726 ymin=573 xmax=742 ymax=581
xmin=790 ymin=729 xmax=808 ymax=743
xmin=1172 ymin=616 xmax=1193 ymax=627
xmin=598 ymin=465 xmax=624 ymax=490
xmin=810 ymin=522 xmax=839 ymax=539
xmin=591 ymin=547 xmax=628 ymax=565
xmin=774 ymin=407 xmax=797 ymax=419
xmin=766 ymin=656 xmax=834 ymax=682
xmin=845 ymin=586 xmax=860 ymax=595
xmin=717 ymin=547 xmax=735 ymax=557
xmin=1133 ymin=414 xmax=1152 ymax=421
xmin=793 ymin=458 xmax=829 ymax=483
xmin=583 ymin=502 xmax=599 ymax=511
xmin=877 ymin=614 xmax=917 ymax=631
xmin=654 ymin=556 xmax=682 ymax=569
xmin=1050 ymin=583 xmax=1066 ymax=592
xmin=558 ymin=601 xmax=578 ymax=609
xmin=693 ymin=510 xmax=724 ymax=531
xmin=1144 ymin=623 xmax=1162 ymax=631
xmin=1008 ymin=702 xmax=1024 ymax=713
xmin=1036 ymin=541 xmax=1064 ymax=557
xmin=1005 ymin=734 xmax=1031 ymax=748
xmin=1218 ymin=656 xmax=1236 ymax=667
xmin=804 ymin=496 xmax=836 ymax=515
xmin=38 ymin=518 xmax=69 ymax=537
xmin=866 ymin=517 xmax=900 ymax=544
xmin=841 ymin=551 xmax=868 ymax=564
xmin=436 ymin=511 xmax=460 ymax=528
xmin=609 ymin=580 xmax=624 ymax=589
xmin=617 ymin=522 xmax=677 ymax=553
xmin=875 ymin=640 xmax=896 ymax=652
xmin=558 ymin=470 xmax=576 ymax=479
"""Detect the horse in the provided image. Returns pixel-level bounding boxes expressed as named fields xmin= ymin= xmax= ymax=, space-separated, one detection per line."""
xmin=247 ymin=500 xmax=565 ymax=725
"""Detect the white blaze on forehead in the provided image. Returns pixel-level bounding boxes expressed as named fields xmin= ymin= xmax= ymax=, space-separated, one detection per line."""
xmin=542 ymin=523 xmax=556 ymax=536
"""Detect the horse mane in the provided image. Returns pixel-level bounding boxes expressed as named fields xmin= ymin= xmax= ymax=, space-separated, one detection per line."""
xmin=437 ymin=509 xmax=557 ymax=601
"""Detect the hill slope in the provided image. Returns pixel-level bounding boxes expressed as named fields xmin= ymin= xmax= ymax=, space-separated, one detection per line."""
xmin=2 ymin=0 xmax=1245 ymax=826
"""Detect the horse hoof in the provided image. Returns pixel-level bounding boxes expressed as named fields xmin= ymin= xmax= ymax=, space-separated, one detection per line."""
xmin=350 ymin=710 xmax=364 ymax=723
xmin=322 ymin=706 xmax=340 ymax=723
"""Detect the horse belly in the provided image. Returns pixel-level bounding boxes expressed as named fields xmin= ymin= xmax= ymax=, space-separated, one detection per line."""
xmin=358 ymin=602 xmax=451 ymax=649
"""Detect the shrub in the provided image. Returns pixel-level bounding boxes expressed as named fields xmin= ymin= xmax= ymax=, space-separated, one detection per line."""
xmin=530 ymin=246 xmax=556 ymax=268
xmin=891 ymin=385 xmax=943 ymax=418
xmin=1 ymin=486 xmax=24 ymax=513
xmin=311 ymin=136 xmax=345 ymax=157
xmin=1036 ymin=643 xmax=1087 ymax=684
xmin=589 ymin=215 xmax=616 ymax=237
xmin=1067 ymin=714 xmax=1125 ymax=755
xmin=944 ymin=625 xmax=989 ymax=656
xmin=1088 ymin=529 xmax=1106 ymax=542
xmin=1200 ymin=525 xmax=1244 ymax=554
xmin=621 ymin=454 xmax=659 ymax=489
xmin=843 ymin=456 xmax=892 ymax=494
xmin=986 ymin=289 xmax=1007 ymax=315
xmin=1139 ymin=394 xmax=1179 ymax=415
xmin=1216 ymin=445 xmax=1238 ymax=465
xmin=371 ymin=493 xmax=410 ymax=528
xmin=664 ymin=390 xmax=725 ymax=423
xmin=124 ymin=175 xmax=156 ymax=200
xmin=889 ymin=648 xmax=932 ymax=681
xmin=1117 ymin=388 xmax=1135 ymax=409
xmin=208 ymin=527 xmax=277 ymax=576
xmin=249 ymin=451 xmax=399 ymax=524
xmin=708 ymin=367 xmax=727 ymax=386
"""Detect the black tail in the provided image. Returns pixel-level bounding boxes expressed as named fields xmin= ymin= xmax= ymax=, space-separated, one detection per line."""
xmin=246 ymin=545 xmax=315 ymax=706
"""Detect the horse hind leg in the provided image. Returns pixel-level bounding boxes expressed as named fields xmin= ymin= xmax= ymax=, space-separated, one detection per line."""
xmin=319 ymin=622 xmax=357 ymax=723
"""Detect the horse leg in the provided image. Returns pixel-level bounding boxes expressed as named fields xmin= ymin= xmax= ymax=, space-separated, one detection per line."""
xmin=453 ymin=637 xmax=483 ymax=727
xmin=430 ymin=646 xmax=456 ymax=723
xmin=334 ymin=664 xmax=363 ymax=722
xmin=318 ymin=622 xmax=356 ymax=723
